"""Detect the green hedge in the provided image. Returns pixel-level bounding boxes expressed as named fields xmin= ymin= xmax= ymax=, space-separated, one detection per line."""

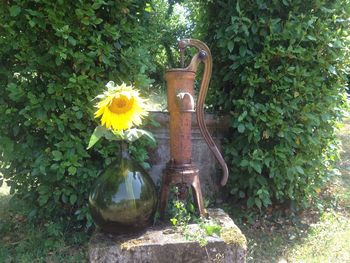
xmin=0 ymin=0 xmax=160 ymax=226
xmin=202 ymin=0 xmax=350 ymax=208
xmin=2 ymin=0 xmax=349 ymax=225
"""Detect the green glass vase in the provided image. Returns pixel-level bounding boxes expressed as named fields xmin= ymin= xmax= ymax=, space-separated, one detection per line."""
xmin=89 ymin=155 xmax=158 ymax=234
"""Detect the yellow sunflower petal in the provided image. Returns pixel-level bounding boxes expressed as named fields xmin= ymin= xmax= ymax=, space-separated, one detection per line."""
xmin=111 ymin=113 xmax=120 ymax=131
xmin=94 ymin=105 xmax=106 ymax=118
xmin=133 ymin=114 xmax=142 ymax=126
xmin=105 ymin=110 xmax=112 ymax=129
xmin=100 ymin=108 xmax=108 ymax=126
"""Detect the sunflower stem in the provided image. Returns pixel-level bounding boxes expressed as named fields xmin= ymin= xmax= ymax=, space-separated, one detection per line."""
xmin=121 ymin=141 xmax=129 ymax=159
xmin=120 ymin=140 xmax=136 ymax=209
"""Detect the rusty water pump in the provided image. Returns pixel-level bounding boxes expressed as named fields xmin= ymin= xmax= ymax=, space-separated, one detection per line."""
xmin=159 ymin=39 xmax=229 ymax=217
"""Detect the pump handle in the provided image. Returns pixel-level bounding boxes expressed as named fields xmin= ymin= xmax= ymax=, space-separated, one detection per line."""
xmin=178 ymin=39 xmax=229 ymax=186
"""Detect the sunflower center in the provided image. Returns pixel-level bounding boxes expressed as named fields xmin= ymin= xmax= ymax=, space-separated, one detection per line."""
xmin=108 ymin=96 xmax=134 ymax=114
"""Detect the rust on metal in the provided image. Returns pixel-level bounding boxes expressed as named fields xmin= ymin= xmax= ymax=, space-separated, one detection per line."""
xmin=160 ymin=39 xmax=229 ymax=218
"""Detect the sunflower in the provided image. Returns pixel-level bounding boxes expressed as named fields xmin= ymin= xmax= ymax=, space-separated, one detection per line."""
xmin=94 ymin=82 xmax=148 ymax=131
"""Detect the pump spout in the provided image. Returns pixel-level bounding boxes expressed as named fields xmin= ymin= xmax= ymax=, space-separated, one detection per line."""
xmin=178 ymin=39 xmax=229 ymax=186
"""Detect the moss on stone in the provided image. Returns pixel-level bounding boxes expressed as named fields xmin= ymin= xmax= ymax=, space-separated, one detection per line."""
xmin=120 ymin=239 xmax=144 ymax=250
xmin=220 ymin=226 xmax=247 ymax=248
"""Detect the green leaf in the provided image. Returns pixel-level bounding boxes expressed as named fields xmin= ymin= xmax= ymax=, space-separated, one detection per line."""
xmin=70 ymin=194 xmax=77 ymax=205
xmin=306 ymin=35 xmax=316 ymax=41
xmin=237 ymin=124 xmax=245 ymax=133
xmin=247 ymin=197 xmax=255 ymax=208
xmin=236 ymin=1 xmax=241 ymax=14
xmin=227 ymin=41 xmax=234 ymax=52
xmin=124 ymin=129 xmax=156 ymax=144
xmin=10 ymin=5 xmax=21 ymax=17
xmin=238 ymin=111 xmax=247 ymax=122
xmin=61 ymin=194 xmax=68 ymax=204
xmin=257 ymin=175 xmax=267 ymax=185
xmin=170 ymin=218 xmax=177 ymax=226
xmin=255 ymin=198 xmax=262 ymax=209
xmin=39 ymin=195 xmax=49 ymax=206
xmin=328 ymin=65 xmax=337 ymax=75
xmin=250 ymin=161 xmax=262 ymax=174
xmin=282 ymin=0 xmax=289 ymax=6
xmin=239 ymin=45 xmax=247 ymax=56
xmin=52 ymin=150 xmax=63 ymax=161
xmin=68 ymin=36 xmax=77 ymax=46
xmin=87 ymin=126 xmax=117 ymax=149
xmin=264 ymin=158 xmax=271 ymax=167
xmin=6 ymin=83 xmax=25 ymax=102
xmin=29 ymin=20 xmax=36 ymax=27
xmin=68 ymin=166 xmax=77 ymax=175
xmin=295 ymin=166 xmax=304 ymax=175
xmin=87 ymin=128 xmax=103 ymax=149
xmin=204 ymin=224 xmax=221 ymax=236
xmin=240 ymin=159 xmax=249 ymax=167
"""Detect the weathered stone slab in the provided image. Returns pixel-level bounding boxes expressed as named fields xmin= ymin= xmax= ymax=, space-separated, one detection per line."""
xmin=89 ymin=208 xmax=246 ymax=263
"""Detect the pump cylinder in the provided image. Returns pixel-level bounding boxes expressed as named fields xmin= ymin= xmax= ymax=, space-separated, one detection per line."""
xmin=165 ymin=69 xmax=196 ymax=165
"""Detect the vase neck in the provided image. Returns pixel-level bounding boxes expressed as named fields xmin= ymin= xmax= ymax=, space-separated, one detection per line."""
xmin=121 ymin=141 xmax=130 ymax=159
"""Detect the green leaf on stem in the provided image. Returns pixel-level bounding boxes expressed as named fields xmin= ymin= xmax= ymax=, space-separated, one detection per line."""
xmin=87 ymin=125 xmax=118 ymax=149
xmin=124 ymin=128 xmax=156 ymax=144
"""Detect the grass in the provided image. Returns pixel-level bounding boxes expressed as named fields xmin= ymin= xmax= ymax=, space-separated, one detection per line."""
xmin=288 ymin=212 xmax=350 ymax=262
xmin=0 ymin=182 xmax=89 ymax=263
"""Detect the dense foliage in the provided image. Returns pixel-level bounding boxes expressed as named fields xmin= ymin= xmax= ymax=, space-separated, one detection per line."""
xmin=1 ymin=0 xmax=350 ymax=226
xmin=0 ymin=0 xmax=173 ymax=226
xmin=202 ymin=0 xmax=350 ymax=208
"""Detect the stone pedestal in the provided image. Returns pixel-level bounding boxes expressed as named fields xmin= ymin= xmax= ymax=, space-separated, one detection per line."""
xmin=89 ymin=208 xmax=246 ymax=263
